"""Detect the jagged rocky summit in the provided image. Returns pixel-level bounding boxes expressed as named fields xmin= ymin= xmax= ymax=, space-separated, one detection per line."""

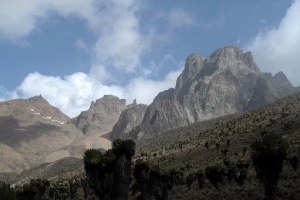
xmin=71 ymin=95 xmax=127 ymax=135
xmin=110 ymin=100 xmax=148 ymax=140
xmin=1 ymin=46 xmax=298 ymax=174
xmin=129 ymin=46 xmax=298 ymax=140
xmin=71 ymin=96 xmax=148 ymax=140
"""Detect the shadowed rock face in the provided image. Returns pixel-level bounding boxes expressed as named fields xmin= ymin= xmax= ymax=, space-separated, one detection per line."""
xmin=131 ymin=46 xmax=297 ymax=140
xmin=110 ymin=102 xmax=148 ymax=140
xmin=71 ymin=95 xmax=127 ymax=135
xmin=247 ymin=72 xmax=297 ymax=109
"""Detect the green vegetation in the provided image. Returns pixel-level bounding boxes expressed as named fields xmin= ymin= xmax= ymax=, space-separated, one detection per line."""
xmin=83 ymin=139 xmax=135 ymax=199
xmin=0 ymin=181 xmax=16 ymax=200
xmin=251 ymin=133 xmax=289 ymax=200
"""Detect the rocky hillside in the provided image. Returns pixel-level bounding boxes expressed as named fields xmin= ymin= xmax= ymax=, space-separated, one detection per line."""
xmin=5 ymin=92 xmax=300 ymax=200
xmin=247 ymin=72 xmax=296 ymax=109
xmin=0 ymin=95 xmax=117 ymax=174
xmin=110 ymin=100 xmax=147 ymax=140
xmin=0 ymin=95 xmax=141 ymax=174
xmin=0 ymin=96 xmax=83 ymax=173
xmin=71 ymin=95 xmax=127 ymax=136
xmin=131 ymin=46 xmax=298 ymax=140
xmin=133 ymin=92 xmax=300 ymax=200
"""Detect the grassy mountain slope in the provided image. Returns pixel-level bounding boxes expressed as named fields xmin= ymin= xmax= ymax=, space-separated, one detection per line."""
xmin=133 ymin=92 xmax=300 ymax=199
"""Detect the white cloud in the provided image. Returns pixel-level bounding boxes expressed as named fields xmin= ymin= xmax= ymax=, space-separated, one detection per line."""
xmin=125 ymin=68 xmax=182 ymax=105
xmin=246 ymin=0 xmax=300 ymax=86
xmin=0 ymin=0 xmax=183 ymax=117
xmin=0 ymin=0 xmax=147 ymax=74
xmin=15 ymin=68 xmax=182 ymax=117
xmin=0 ymin=0 xmax=98 ymax=41
xmin=92 ymin=0 xmax=148 ymax=73
xmin=16 ymin=72 xmax=125 ymax=117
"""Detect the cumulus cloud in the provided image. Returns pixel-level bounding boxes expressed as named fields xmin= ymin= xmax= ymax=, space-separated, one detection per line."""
xmin=92 ymin=0 xmax=148 ymax=73
xmin=246 ymin=0 xmax=300 ymax=86
xmin=16 ymin=68 xmax=182 ymax=117
xmin=0 ymin=0 xmax=98 ymax=41
xmin=125 ymin=68 xmax=182 ymax=104
xmin=0 ymin=0 xmax=184 ymax=117
xmin=0 ymin=0 xmax=147 ymax=73
xmin=17 ymin=72 xmax=125 ymax=117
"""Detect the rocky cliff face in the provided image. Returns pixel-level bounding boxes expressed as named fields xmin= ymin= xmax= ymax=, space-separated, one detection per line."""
xmin=71 ymin=95 xmax=127 ymax=135
xmin=132 ymin=46 xmax=297 ymax=140
xmin=110 ymin=100 xmax=147 ymax=140
xmin=248 ymin=72 xmax=297 ymax=109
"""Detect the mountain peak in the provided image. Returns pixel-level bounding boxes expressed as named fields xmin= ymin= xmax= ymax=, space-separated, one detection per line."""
xmin=132 ymin=46 xmax=296 ymax=140
xmin=72 ymin=95 xmax=127 ymax=135
xmin=206 ymin=46 xmax=261 ymax=75
xmin=28 ymin=95 xmax=48 ymax=104
xmin=211 ymin=45 xmax=242 ymax=56
xmin=95 ymin=95 xmax=126 ymax=105
xmin=274 ymin=71 xmax=289 ymax=82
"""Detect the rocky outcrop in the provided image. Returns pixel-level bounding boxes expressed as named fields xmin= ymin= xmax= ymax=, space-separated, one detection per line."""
xmin=248 ymin=72 xmax=297 ymax=109
xmin=132 ymin=46 xmax=296 ymax=140
xmin=71 ymin=95 xmax=127 ymax=135
xmin=110 ymin=100 xmax=147 ymax=140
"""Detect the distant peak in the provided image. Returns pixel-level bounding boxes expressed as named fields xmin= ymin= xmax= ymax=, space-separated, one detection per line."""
xmin=103 ymin=94 xmax=117 ymax=98
xmin=273 ymin=71 xmax=294 ymax=87
xmin=274 ymin=71 xmax=287 ymax=80
xmin=93 ymin=95 xmax=127 ymax=107
xmin=183 ymin=53 xmax=204 ymax=75
xmin=206 ymin=45 xmax=260 ymax=74
xmin=100 ymin=95 xmax=124 ymax=101
xmin=28 ymin=95 xmax=47 ymax=102
xmin=210 ymin=46 xmax=243 ymax=59
xmin=186 ymin=52 xmax=202 ymax=61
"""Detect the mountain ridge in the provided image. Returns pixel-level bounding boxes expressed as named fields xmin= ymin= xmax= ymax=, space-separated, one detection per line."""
xmin=129 ymin=46 xmax=298 ymax=140
xmin=0 ymin=45 xmax=298 ymax=174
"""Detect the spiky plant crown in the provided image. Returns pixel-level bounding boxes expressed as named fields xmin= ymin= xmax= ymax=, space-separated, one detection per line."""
xmin=251 ymin=133 xmax=289 ymax=158
xmin=112 ymin=139 xmax=136 ymax=158
xmin=83 ymin=149 xmax=103 ymax=170
xmin=102 ymin=149 xmax=116 ymax=172
xmin=134 ymin=159 xmax=150 ymax=172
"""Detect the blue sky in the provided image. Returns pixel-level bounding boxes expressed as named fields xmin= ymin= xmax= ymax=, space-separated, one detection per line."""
xmin=0 ymin=0 xmax=299 ymax=117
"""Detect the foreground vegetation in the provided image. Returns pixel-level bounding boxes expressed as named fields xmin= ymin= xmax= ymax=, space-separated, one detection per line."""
xmin=1 ymin=93 xmax=300 ymax=199
xmin=0 ymin=134 xmax=299 ymax=199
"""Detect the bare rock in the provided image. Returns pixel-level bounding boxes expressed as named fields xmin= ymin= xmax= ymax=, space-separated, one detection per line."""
xmin=110 ymin=102 xmax=148 ymax=140
xmin=71 ymin=95 xmax=127 ymax=135
xmin=132 ymin=46 xmax=296 ymax=140
xmin=248 ymin=72 xmax=297 ymax=109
